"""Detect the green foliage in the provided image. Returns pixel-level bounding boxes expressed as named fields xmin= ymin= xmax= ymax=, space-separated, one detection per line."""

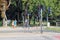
xmin=45 ymin=27 xmax=60 ymax=32
xmin=0 ymin=21 xmax=2 ymax=26
xmin=11 ymin=0 xmax=60 ymax=20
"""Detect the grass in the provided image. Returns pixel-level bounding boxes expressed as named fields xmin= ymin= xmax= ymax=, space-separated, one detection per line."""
xmin=45 ymin=27 xmax=60 ymax=32
xmin=0 ymin=21 xmax=2 ymax=26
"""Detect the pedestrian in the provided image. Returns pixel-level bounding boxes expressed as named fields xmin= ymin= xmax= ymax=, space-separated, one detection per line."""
xmin=12 ymin=20 xmax=14 ymax=28
xmin=14 ymin=19 xmax=17 ymax=27
xmin=25 ymin=19 xmax=28 ymax=27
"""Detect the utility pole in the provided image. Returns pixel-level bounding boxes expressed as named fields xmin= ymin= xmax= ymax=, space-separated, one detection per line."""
xmin=40 ymin=5 xmax=43 ymax=34
xmin=38 ymin=4 xmax=43 ymax=34
xmin=47 ymin=11 xmax=48 ymax=27
xmin=47 ymin=7 xmax=51 ymax=27
xmin=40 ymin=8 xmax=43 ymax=34
xmin=28 ymin=13 xmax=29 ymax=27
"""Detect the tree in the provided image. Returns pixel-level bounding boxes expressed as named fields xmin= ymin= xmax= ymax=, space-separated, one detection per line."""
xmin=6 ymin=0 xmax=60 ymax=25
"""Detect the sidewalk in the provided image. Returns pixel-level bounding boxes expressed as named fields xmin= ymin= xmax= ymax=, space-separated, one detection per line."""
xmin=0 ymin=26 xmax=59 ymax=37
xmin=0 ymin=26 xmax=42 ymax=33
xmin=0 ymin=26 xmax=60 ymax=40
xmin=0 ymin=26 xmax=60 ymax=34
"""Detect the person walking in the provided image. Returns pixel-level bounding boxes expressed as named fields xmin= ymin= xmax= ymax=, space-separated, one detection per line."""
xmin=12 ymin=20 xmax=14 ymax=28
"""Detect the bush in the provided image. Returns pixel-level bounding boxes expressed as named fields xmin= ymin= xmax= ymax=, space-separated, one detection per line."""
xmin=0 ymin=21 xmax=2 ymax=26
xmin=49 ymin=20 xmax=56 ymax=26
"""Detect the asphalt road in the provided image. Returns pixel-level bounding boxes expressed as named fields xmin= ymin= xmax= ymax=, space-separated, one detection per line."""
xmin=0 ymin=36 xmax=55 ymax=40
xmin=0 ymin=32 xmax=59 ymax=40
xmin=0 ymin=27 xmax=60 ymax=40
